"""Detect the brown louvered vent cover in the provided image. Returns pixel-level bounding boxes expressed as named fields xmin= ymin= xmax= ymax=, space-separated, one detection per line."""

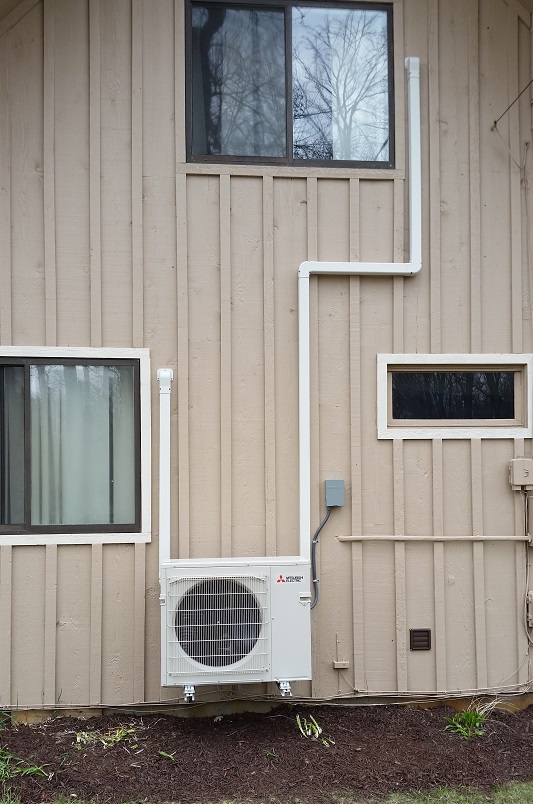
xmin=409 ymin=628 xmax=431 ymax=651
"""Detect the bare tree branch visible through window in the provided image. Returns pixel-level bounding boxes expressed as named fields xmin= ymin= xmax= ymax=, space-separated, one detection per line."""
xmin=391 ymin=372 xmax=515 ymax=420
xmin=292 ymin=6 xmax=390 ymax=162
xmin=189 ymin=2 xmax=392 ymax=165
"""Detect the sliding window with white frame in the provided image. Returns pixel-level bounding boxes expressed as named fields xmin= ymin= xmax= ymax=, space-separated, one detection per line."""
xmin=0 ymin=347 xmax=151 ymax=545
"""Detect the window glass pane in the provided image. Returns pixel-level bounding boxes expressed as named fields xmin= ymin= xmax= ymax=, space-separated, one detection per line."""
xmin=391 ymin=372 xmax=515 ymax=420
xmin=30 ymin=364 xmax=136 ymax=526
xmin=292 ymin=6 xmax=390 ymax=162
xmin=191 ymin=4 xmax=286 ymax=157
xmin=0 ymin=366 xmax=25 ymax=525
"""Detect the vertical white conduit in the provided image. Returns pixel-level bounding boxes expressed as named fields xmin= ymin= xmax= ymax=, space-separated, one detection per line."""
xmin=158 ymin=369 xmax=174 ymax=570
xmin=298 ymin=57 xmax=422 ymax=559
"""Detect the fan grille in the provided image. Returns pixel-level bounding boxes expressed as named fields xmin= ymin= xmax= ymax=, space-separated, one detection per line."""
xmin=169 ymin=575 xmax=268 ymax=671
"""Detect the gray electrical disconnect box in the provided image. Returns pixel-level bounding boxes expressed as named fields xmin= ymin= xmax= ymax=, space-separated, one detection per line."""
xmin=509 ymin=458 xmax=533 ymax=490
xmin=325 ymin=479 xmax=345 ymax=507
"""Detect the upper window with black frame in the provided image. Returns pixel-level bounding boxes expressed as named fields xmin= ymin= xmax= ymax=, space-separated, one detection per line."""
xmin=187 ymin=1 xmax=394 ymax=166
xmin=0 ymin=359 xmax=141 ymax=534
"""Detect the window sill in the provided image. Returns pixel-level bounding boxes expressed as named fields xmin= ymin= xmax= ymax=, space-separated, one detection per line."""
xmin=0 ymin=532 xmax=151 ymax=546
xmin=177 ymin=162 xmax=405 ymax=180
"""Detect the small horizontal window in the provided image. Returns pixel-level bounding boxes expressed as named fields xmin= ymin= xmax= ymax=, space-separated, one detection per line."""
xmin=0 ymin=348 xmax=151 ymax=543
xmin=377 ymin=354 xmax=533 ymax=440
xmin=187 ymin=1 xmax=394 ymax=167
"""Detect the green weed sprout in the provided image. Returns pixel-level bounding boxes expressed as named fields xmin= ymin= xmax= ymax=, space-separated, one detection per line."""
xmin=445 ymin=698 xmax=499 ymax=739
xmin=75 ymin=726 xmax=136 ymax=749
xmin=296 ymin=713 xmax=335 ymax=747
xmin=0 ymin=746 xmax=49 ymax=782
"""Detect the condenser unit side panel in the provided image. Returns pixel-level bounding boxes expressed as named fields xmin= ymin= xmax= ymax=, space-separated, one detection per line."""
xmin=270 ymin=563 xmax=312 ymax=680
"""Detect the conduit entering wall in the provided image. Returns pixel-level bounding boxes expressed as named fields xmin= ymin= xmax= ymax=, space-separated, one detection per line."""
xmin=298 ymin=57 xmax=422 ymax=559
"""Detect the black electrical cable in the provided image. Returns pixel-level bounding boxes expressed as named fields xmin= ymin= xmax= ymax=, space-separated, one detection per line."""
xmin=310 ymin=506 xmax=332 ymax=610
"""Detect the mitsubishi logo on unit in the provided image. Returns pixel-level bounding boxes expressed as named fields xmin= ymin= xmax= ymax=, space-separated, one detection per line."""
xmin=276 ymin=574 xmax=304 ymax=583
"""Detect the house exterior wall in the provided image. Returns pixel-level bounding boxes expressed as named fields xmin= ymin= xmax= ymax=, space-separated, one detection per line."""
xmin=0 ymin=0 xmax=532 ymax=708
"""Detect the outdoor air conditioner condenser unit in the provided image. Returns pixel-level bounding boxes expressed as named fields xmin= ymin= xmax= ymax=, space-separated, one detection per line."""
xmin=160 ymin=559 xmax=312 ymax=689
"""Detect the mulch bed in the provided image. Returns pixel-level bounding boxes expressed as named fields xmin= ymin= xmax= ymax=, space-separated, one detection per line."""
xmin=2 ymin=703 xmax=533 ymax=803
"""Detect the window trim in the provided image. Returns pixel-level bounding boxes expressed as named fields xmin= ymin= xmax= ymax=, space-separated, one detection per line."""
xmin=377 ymin=354 xmax=533 ymax=440
xmin=185 ymin=0 xmax=395 ymax=169
xmin=0 ymin=346 xmax=151 ymax=545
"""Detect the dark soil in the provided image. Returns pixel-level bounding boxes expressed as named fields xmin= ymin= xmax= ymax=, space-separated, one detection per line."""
xmin=2 ymin=703 xmax=533 ymax=803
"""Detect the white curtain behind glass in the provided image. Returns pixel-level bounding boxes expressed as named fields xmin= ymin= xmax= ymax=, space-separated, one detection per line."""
xmin=30 ymin=365 xmax=135 ymax=526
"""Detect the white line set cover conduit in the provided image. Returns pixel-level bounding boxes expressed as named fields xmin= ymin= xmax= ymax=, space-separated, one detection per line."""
xmin=298 ymin=57 xmax=422 ymax=559
xmin=158 ymin=369 xmax=173 ymax=569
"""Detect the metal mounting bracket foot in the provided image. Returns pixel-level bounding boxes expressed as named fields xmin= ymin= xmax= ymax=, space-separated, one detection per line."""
xmin=277 ymin=681 xmax=292 ymax=697
xmin=184 ymin=685 xmax=195 ymax=703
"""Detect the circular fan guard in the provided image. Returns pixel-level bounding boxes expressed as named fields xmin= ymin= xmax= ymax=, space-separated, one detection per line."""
xmin=174 ymin=578 xmax=262 ymax=667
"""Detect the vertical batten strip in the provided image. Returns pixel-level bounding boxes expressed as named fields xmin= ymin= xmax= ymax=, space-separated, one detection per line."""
xmin=392 ymin=179 xmax=404 ymax=350
xmin=432 ymin=439 xmax=446 ymax=689
xmin=307 ymin=177 xmax=320 ymax=694
xmin=43 ymin=545 xmax=57 ymax=705
xmin=516 ymin=542 xmax=529 ymax=685
xmin=351 ymin=542 xmax=365 ymax=691
xmin=308 ymin=177 xmax=319 ymax=539
xmin=89 ymin=0 xmax=102 ymax=347
xmin=514 ymin=438 xmax=526 ymax=539
xmin=349 ymin=186 xmax=362 ymax=539
xmin=392 ymin=166 xmax=407 ymax=692
xmin=432 ymin=438 xmax=446 ymax=692
xmin=394 ymin=541 xmax=407 ymax=691
xmin=131 ymin=0 xmax=143 ymax=348
xmin=473 ymin=542 xmax=487 ymax=688
xmin=175 ymin=1 xmax=189 ymax=557
xmin=468 ymin=0 xmax=481 ymax=353
xmin=508 ymin=7 xmax=522 ymax=354
xmin=428 ymin=0 xmax=441 ymax=353
xmin=433 ymin=541 xmax=447 ymax=690
xmin=471 ymin=439 xmax=483 ymax=539
xmin=393 ymin=440 xmax=407 ymax=691
xmin=307 ymin=177 xmax=319 ymax=533
xmin=132 ymin=543 xmax=145 ymax=702
xmin=44 ymin=0 xmax=56 ymax=347
xmin=220 ymin=174 xmax=232 ymax=557
xmin=0 ymin=546 xmax=13 ymax=703
xmin=349 ymin=178 xmax=363 ymax=690
xmin=432 ymin=439 xmax=444 ymax=540
xmin=471 ymin=439 xmax=487 ymax=688
xmin=263 ymin=176 xmax=276 ymax=555
xmin=514 ymin=437 xmax=528 ymax=685
xmin=176 ymin=173 xmax=190 ymax=558
xmin=89 ymin=544 xmax=103 ymax=705
xmin=0 ymin=31 xmax=11 ymax=344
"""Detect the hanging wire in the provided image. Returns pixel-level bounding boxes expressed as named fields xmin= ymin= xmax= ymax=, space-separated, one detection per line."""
xmin=492 ymin=76 xmax=533 ymax=131
xmin=493 ymin=126 xmax=528 ymax=171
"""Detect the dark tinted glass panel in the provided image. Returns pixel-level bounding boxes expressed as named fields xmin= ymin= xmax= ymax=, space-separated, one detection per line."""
xmin=0 ymin=366 xmax=25 ymax=525
xmin=191 ymin=4 xmax=286 ymax=157
xmin=292 ymin=6 xmax=390 ymax=162
xmin=392 ymin=372 xmax=515 ymax=420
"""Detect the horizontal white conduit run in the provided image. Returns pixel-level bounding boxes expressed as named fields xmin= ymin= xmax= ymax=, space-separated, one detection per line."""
xmin=298 ymin=57 xmax=422 ymax=559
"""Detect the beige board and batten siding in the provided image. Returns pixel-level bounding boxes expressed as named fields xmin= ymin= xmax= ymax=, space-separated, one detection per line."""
xmin=0 ymin=0 xmax=531 ymax=708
